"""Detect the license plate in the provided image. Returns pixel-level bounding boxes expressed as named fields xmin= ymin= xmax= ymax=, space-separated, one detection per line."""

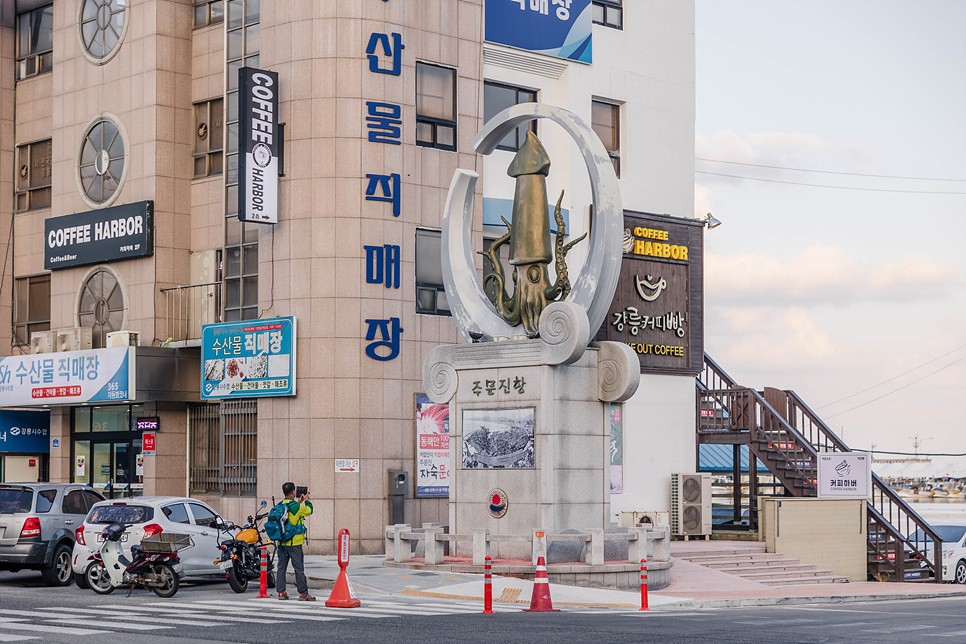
xmin=96 ymin=533 xmax=129 ymax=542
xmin=219 ymin=560 xmax=232 ymax=571
xmin=172 ymin=563 xmax=184 ymax=574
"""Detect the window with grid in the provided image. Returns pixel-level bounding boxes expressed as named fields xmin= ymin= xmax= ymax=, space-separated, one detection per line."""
xmin=16 ymin=4 xmax=52 ymax=80
xmin=193 ymin=0 xmax=225 ymax=28
xmin=188 ymin=400 xmax=257 ymax=496
xmin=416 ymin=62 xmax=457 ymax=152
xmin=415 ymin=229 xmax=450 ymax=316
xmin=593 ymin=0 xmax=623 ymax=30
xmin=16 ymin=139 xmax=52 ymax=212
xmin=483 ymin=81 xmax=537 ymax=152
xmin=224 ymin=0 xmax=260 ymax=322
xmin=13 ymin=275 xmax=51 ymax=347
xmin=591 ymin=100 xmax=621 ymax=178
xmin=194 ymin=99 xmax=224 ymax=178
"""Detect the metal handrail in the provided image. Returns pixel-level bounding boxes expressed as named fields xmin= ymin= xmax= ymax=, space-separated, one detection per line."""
xmin=160 ymin=281 xmax=221 ymax=342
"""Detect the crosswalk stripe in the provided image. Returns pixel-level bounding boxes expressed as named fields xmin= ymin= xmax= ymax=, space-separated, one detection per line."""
xmin=924 ymin=631 xmax=966 ymax=638
xmin=0 ymin=635 xmax=41 ymax=643
xmin=0 ymin=620 xmax=110 ymax=636
xmin=97 ymin=604 xmax=282 ymax=624
xmin=33 ymin=606 xmax=184 ymax=620
xmin=41 ymin=619 xmax=171 ymax=632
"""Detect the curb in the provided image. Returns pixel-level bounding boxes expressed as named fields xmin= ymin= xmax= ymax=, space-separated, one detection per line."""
xmin=652 ymin=590 xmax=966 ymax=610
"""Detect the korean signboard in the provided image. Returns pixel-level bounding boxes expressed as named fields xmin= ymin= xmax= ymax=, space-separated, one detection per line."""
xmin=415 ymin=395 xmax=450 ymax=497
xmin=201 ymin=316 xmax=297 ymax=399
xmin=44 ymin=200 xmax=153 ymax=270
xmin=142 ymin=432 xmax=156 ymax=453
xmin=818 ymin=453 xmax=871 ymax=499
xmin=485 ymin=0 xmax=593 ymax=63
xmin=602 ymin=212 xmax=704 ymax=375
xmin=0 ymin=410 xmax=50 ymax=453
xmin=238 ymin=68 xmax=280 ymax=224
xmin=0 ymin=347 xmax=135 ymax=407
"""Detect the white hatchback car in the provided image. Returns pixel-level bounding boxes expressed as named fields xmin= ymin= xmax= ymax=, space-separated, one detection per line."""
xmin=71 ymin=496 xmax=233 ymax=583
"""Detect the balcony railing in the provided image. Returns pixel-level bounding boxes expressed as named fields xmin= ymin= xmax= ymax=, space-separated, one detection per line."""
xmin=160 ymin=281 xmax=221 ymax=344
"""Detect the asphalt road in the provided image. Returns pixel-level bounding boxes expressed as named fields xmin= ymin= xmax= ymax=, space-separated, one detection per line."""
xmin=2 ymin=570 xmax=965 ymax=643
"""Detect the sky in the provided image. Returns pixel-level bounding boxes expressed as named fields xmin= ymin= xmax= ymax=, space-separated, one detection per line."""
xmin=694 ymin=0 xmax=966 ymax=455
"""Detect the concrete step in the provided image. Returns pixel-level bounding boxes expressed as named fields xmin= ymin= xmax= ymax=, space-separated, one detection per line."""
xmin=674 ymin=547 xmax=767 ymax=558
xmin=763 ymin=575 xmax=850 ymax=587
xmin=700 ymin=558 xmax=801 ymax=569
xmin=675 ymin=551 xmax=770 ymax=562
xmin=737 ymin=567 xmax=836 ymax=580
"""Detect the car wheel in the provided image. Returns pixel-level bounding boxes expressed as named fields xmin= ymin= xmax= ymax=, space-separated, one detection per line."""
xmin=41 ymin=544 xmax=73 ymax=587
xmin=85 ymin=561 xmax=116 ymax=594
xmin=74 ymin=571 xmax=91 ymax=589
xmin=956 ymin=560 xmax=966 ymax=585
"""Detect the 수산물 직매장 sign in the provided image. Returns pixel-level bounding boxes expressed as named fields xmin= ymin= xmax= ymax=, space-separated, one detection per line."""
xmin=200 ymin=317 xmax=296 ymax=399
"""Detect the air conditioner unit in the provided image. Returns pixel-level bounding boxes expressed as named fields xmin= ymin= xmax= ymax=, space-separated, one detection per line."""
xmin=671 ymin=473 xmax=712 ymax=537
xmin=107 ymin=331 xmax=140 ymax=348
xmin=55 ymin=327 xmax=93 ymax=352
xmin=30 ymin=330 xmax=52 ymax=354
xmin=620 ymin=511 xmax=670 ymax=528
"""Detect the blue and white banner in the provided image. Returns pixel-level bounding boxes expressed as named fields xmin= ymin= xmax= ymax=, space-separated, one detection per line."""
xmin=485 ymin=0 xmax=592 ymax=63
xmin=0 ymin=410 xmax=50 ymax=453
xmin=201 ymin=317 xmax=297 ymax=399
xmin=0 ymin=347 xmax=135 ymax=407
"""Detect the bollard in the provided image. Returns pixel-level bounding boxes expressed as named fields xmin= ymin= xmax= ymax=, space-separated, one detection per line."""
xmin=639 ymin=558 xmax=649 ymax=611
xmin=483 ymin=555 xmax=494 ymax=614
xmin=257 ymin=546 xmax=270 ymax=598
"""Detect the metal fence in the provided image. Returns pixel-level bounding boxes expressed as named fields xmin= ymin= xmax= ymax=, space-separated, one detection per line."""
xmin=188 ymin=399 xmax=257 ymax=496
xmin=160 ymin=281 xmax=221 ymax=343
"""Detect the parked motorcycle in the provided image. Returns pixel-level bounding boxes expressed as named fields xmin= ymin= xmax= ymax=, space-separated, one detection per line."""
xmin=217 ymin=500 xmax=276 ymax=593
xmin=85 ymin=523 xmax=189 ymax=598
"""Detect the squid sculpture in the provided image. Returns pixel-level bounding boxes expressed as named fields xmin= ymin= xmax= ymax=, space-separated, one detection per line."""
xmin=479 ymin=131 xmax=586 ymax=338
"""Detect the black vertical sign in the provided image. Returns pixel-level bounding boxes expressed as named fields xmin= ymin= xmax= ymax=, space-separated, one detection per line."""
xmin=238 ymin=67 xmax=279 ymax=224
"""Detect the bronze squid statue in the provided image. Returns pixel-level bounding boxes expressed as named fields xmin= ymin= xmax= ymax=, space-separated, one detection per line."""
xmin=480 ymin=131 xmax=586 ymax=338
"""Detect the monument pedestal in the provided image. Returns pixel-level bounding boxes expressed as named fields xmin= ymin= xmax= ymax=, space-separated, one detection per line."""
xmin=423 ymin=303 xmax=639 ymax=558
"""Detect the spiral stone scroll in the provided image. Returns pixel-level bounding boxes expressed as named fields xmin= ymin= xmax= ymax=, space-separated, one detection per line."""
xmin=423 ymin=352 xmax=458 ymax=403
xmin=538 ymin=301 xmax=590 ymax=366
xmin=596 ymin=341 xmax=640 ymax=402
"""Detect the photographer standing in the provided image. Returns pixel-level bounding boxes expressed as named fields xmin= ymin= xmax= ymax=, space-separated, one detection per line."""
xmin=276 ymin=481 xmax=315 ymax=601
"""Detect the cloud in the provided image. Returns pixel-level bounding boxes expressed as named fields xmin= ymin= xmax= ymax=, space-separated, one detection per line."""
xmin=706 ymin=245 xmax=963 ymax=307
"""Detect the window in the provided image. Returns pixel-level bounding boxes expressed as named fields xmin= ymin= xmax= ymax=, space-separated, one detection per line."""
xmin=194 ymin=99 xmax=224 ymax=178
xmin=193 ymin=0 xmax=224 ymax=28
xmin=188 ymin=400 xmax=257 ymax=496
xmin=36 ymin=490 xmax=57 ymax=513
xmin=13 ymin=274 xmax=50 ymax=346
xmin=483 ymin=82 xmax=537 ymax=152
xmin=224 ymin=0 xmax=261 ymax=322
xmin=79 ymin=0 xmax=128 ymax=61
xmin=78 ymin=267 xmax=124 ymax=348
xmin=16 ymin=139 xmax=52 ymax=212
xmin=591 ymin=100 xmax=621 ymax=178
xmin=593 ymin=0 xmax=623 ymax=30
xmin=189 ymin=503 xmax=219 ymax=528
xmin=63 ymin=490 xmax=88 ymax=515
xmin=162 ymin=503 xmax=192 ymax=524
xmin=415 ymin=229 xmax=450 ymax=316
xmin=16 ymin=4 xmax=52 ymax=80
xmin=79 ymin=118 xmax=126 ymax=205
xmin=416 ymin=62 xmax=457 ymax=151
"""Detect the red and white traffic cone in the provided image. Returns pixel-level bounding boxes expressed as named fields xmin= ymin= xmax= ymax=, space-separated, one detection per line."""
xmin=482 ymin=555 xmax=494 ymax=614
xmin=257 ymin=546 xmax=270 ymax=598
xmin=522 ymin=556 xmax=559 ymax=612
xmin=639 ymin=558 xmax=649 ymax=611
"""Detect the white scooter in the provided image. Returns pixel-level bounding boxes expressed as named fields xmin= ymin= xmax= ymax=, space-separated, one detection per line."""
xmin=85 ymin=523 xmax=189 ymax=598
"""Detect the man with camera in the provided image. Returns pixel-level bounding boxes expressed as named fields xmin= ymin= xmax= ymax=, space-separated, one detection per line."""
xmin=276 ymin=481 xmax=315 ymax=601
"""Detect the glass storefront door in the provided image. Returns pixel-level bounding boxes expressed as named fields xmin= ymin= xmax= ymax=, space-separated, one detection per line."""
xmin=71 ymin=404 xmax=144 ymax=498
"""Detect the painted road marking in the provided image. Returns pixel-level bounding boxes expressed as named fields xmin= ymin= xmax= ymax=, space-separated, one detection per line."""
xmin=41 ymin=619 xmax=171 ymax=631
xmin=0 ymin=620 xmax=109 ymax=636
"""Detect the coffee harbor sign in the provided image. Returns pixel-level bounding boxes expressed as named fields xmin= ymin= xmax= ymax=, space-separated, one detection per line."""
xmin=602 ymin=211 xmax=704 ymax=375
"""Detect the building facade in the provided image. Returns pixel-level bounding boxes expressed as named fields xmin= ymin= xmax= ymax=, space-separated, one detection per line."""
xmin=0 ymin=0 xmax=696 ymax=553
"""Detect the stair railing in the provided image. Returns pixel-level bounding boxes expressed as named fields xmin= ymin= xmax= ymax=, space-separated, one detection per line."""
xmin=784 ymin=390 xmax=943 ymax=582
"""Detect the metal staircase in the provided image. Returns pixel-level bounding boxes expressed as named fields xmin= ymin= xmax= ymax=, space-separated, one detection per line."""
xmin=696 ymin=354 xmax=943 ymax=583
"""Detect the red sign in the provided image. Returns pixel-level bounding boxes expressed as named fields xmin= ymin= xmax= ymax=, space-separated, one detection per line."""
xmin=143 ymin=432 xmax=156 ymax=452
xmin=28 ymin=459 xmax=36 ymax=467
xmin=31 ymin=386 xmax=82 ymax=399
xmin=418 ymin=434 xmax=450 ymax=450
xmin=338 ymin=528 xmax=350 ymax=568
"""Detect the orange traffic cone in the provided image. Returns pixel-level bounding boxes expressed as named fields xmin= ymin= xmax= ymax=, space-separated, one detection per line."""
xmin=324 ymin=566 xmax=361 ymax=608
xmin=522 ymin=556 xmax=559 ymax=612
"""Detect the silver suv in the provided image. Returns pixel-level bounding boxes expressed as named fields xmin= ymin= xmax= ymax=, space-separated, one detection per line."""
xmin=0 ymin=483 xmax=105 ymax=586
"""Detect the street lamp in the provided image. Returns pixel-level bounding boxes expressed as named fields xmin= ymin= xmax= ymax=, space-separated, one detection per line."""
xmin=703 ymin=212 xmax=722 ymax=229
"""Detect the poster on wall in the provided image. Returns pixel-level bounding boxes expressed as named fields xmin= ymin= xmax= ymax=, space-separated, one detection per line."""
xmin=609 ymin=403 xmax=623 ymax=494
xmin=200 ymin=317 xmax=296 ymax=399
xmin=415 ymin=395 xmax=450 ymax=497
xmin=0 ymin=347 xmax=135 ymax=407
xmin=485 ymin=0 xmax=593 ymax=63
xmin=75 ymin=455 xmax=86 ymax=477
xmin=462 ymin=407 xmax=535 ymax=469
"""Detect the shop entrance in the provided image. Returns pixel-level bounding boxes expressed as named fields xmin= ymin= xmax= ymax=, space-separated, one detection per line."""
xmin=71 ymin=405 xmax=144 ymax=498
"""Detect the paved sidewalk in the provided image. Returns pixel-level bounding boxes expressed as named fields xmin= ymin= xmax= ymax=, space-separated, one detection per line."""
xmin=290 ymin=542 xmax=966 ymax=610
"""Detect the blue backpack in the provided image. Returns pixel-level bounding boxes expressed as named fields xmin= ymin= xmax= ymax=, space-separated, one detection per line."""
xmin=264 ymin=500 xmax=307 ymax=543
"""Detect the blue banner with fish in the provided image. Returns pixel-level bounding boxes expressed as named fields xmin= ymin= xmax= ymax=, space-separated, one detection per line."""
xmin=201 ymin=317 xmax=297 ymax=399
